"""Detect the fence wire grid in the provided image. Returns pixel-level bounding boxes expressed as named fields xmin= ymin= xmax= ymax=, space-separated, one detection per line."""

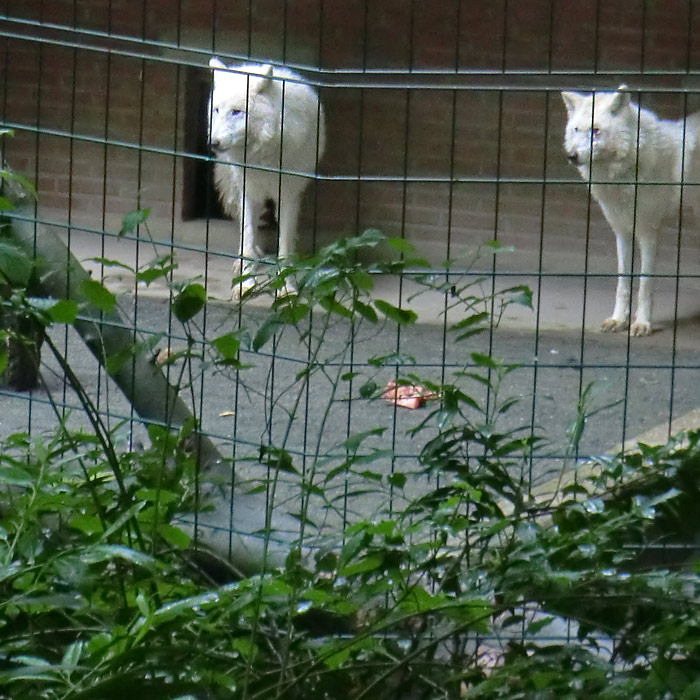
xmin=1 ymin=0 xmax=700 ymax=690
xmin=2 ymin=6 xmax=700 ymax=535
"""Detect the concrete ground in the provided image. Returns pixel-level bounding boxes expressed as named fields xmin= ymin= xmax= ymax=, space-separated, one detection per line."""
xmin=2 ymin=219 xmax=700 ymax=545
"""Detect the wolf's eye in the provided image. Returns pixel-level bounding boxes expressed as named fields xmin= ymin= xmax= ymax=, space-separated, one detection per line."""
xmin=213 ymin=107 xmax=219 ymax=115
xmin=574 ymin=126 xmax=580 ymax=132
xmin=592 ymin=127 xmax=600 ymax=135
xmin=230 ymin=109 xmax=242 ymax=117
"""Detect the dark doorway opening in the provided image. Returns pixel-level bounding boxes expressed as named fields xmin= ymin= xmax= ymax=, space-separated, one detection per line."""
xmin=182 ymin=66 xmax=227 ymax=221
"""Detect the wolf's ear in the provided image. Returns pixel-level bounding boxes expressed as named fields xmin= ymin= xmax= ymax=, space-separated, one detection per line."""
xmin=252 ymin=64 xmax=275 ymax=93
xmin=561 ymin=91 xmax=583 ymax=116
xmin=209 ymin=57 xmax=227 ymax=71
xmin=608 ymin=85 xmax=631 ymax=115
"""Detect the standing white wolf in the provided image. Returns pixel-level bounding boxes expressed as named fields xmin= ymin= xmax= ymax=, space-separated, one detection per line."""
xmin=562 ymin=85 xmax=700 ymax=336
xmin=208 ymin=58 xmax=326 ymax=291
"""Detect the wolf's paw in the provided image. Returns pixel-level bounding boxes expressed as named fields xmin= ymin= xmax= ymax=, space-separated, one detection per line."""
xmin=630 ymin=319 xmax=652 ymax=337
xmin=275 ymin=275 xmax=298 ymax=299
xmin=601 ymin=317 xmax=628 ymax=333
xmin=231 ymin=274 xmax=256 ymax=300
xmin=231 ymin=258 xmax=257 ymax=299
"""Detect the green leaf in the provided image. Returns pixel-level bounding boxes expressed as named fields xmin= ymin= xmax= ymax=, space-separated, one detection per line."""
xmin=69 ymin=514 xmax=104 ymax=536
xmin=0 ymin=241 xmax=33 ymax=285
xmin=172 ymin=283 xmax=206 ymax=322
xmin=386 ymin=237 xmax=416 ymax=253
xmin=0 ymin=196 xmax=15 ymax=211
xmin=120 ymin=208 xmax=150 ymax=236
xmin=135 ymin=592 xmax=152 ymax=618
xmin=319 ymin=293 xmax=353 ymax=319
xmin=79 ymin=279 xmax=116 ymax=313
xmin=61 ymin=641 xmax=83 ymax=669
xmin=137 ymin=265 xmax=177 ymax=285
xmin=359 ymin=379 xmax=377 ymax=399
xmin=368 ymin=352 xmax=416 ymax=367
xmin=352 ymin=299 xmax=378 ymax=323
xmin=349 ymin=270 xmax=374 ymax=291
xmin=105 ymin=346 xmax=132 ymax=376
xmin=211 ymin=332 xmax=241 ymax=363
xmin=46 ymin=299 xmax=79 ymax=324
xmin=470 ymin=351 xmax=499 ymax=369
xmin=357 ymin=228 xmax=386 ymax=246
xmin=84 ymin=256 xmax=135 ymax=272
xmin=0 ymin=464 xmax=33 ymax=486
xmin=388 ymin=472 xmax=407 ymax=488
xmin=277 ymin=300 xmax=311 ymax=324
xmin=10 ymin=655 xmax=52 ymax=668
xmin=482 ymin=239 xmax=515 ymax=252
xmin=253 ymin=318 xmax=281 ymax=352
xmin=0 ymin=168 xmax=36 ymax=195
xmin=157 ymin=523 xmax=191 ymax=549
xmin=81 ymin=544 xmax=157 ymax=570
xmin=451 ymin=311 xmax=489 ymax=332
xmin=259 ymin=445 xmax=298 ymax=474
xmin=398 ymin=586 xmax=446 ymax=614
xmin=232 ymin=636 xmax=259 ymax=661
xmin=135 ymin=488 xmax=179 ymax=505
xmin=502 ymin=284 xmax=533 ymax=308
xmin=374 ymin=299 xmax=417 ymax=325
xmin=526 ymin=616 xmax=554 ymax=635
xmin=340 ymin=553 xmax=383 ymax=577
xmin=154 ymin=589 xmax=233 ymax=622
xmin=343 ymin=427 xmax=386 ymax=451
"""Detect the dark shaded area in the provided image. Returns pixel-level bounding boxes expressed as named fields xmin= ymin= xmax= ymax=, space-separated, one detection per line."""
xmin=182 ymin=66 xmax=227 ymax=221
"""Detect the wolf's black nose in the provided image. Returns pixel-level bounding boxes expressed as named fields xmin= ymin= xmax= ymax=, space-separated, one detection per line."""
xmin=567 ymin=152 xmax=580 ymax=165
xmin=209 ymin=139 xmax=221 ymax=152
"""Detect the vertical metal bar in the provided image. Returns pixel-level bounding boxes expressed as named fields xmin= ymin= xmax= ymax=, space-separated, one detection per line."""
xmin=619 ymin=0 xmax=648 ymax=453
xmin=387 ymin=0 xmax=416 ymax=518
xmin=26 ymin=0 xmax=45 ymax=435
xmin=61 ymin=0 xmax=79 ymax=422
xmin=341 ymin=0 xmax=369 ymax=536
xmin=96 ymin=1 xmax=114 ymax=423
xmin=574 ymin=0 xmax=603 ymax=467
xmin=440 ymin=0 xmax=461 ymax=389
xmin=128 ymin=2 xmax=148 ymax=449
xmin=302 ymin=0 xmax=327 ymax=536
xmin=667 ymin=2 xmax=694 ymax=441
xmin=195 ymin=0 xmax=218 ymax=556
xmin=527 ymin=0 xmax=555 ymax=489
xmin=484 ymin=0 xmax=508 ymax=425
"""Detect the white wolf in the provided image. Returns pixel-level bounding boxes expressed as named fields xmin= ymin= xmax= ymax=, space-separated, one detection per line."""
xmin=208 ymin=58 xmax=326 ymax=291
xmin=562 ymin=85 xmax=700 ymax=336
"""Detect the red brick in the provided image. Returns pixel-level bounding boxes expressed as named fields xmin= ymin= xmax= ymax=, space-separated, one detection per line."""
xmin=1 ymin=0 xmax=697 ymax=264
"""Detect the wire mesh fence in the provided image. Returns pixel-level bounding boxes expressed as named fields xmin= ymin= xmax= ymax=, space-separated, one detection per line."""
xmin=1 ymin=1 xmax=700 ymax=698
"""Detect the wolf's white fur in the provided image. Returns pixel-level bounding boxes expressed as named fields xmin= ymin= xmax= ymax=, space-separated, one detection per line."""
xmin=208 ymin=58 xmax=326 ymax=290
xmin=562 ymin=85 xmax=700 ymax=336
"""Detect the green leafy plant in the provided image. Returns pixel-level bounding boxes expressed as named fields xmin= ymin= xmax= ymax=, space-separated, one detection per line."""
xmin=0 ymin=192 xmax=699 ymax=699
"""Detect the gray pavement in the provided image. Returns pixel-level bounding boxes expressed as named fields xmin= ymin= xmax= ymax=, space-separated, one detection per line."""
xmin=2 ymin=224 xmax=700 ymax=548
xmin=3 ymin=288 xmax=699 ymax=508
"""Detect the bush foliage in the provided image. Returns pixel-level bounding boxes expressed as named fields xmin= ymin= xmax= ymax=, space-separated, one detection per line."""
xmin=0 ymin=208 xmax=699 ymax=699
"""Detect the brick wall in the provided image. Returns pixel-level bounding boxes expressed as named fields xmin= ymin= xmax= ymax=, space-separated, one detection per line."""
xmin=1 ymin=0 xmax=699 ymax=270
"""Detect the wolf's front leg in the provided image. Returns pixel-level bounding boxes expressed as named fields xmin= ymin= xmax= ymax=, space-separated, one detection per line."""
xmin=277 ymin=184 xmax=302 ymax=260
xmin=275 ymin=183 xmax=303 ymax=295
xmin=630 ymin=234 xmax=657 ymax=337
xmin=232 ymin=195 xmax=258 ymax=298
xmin=602 ymin=230 xmax=632 ymax=332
